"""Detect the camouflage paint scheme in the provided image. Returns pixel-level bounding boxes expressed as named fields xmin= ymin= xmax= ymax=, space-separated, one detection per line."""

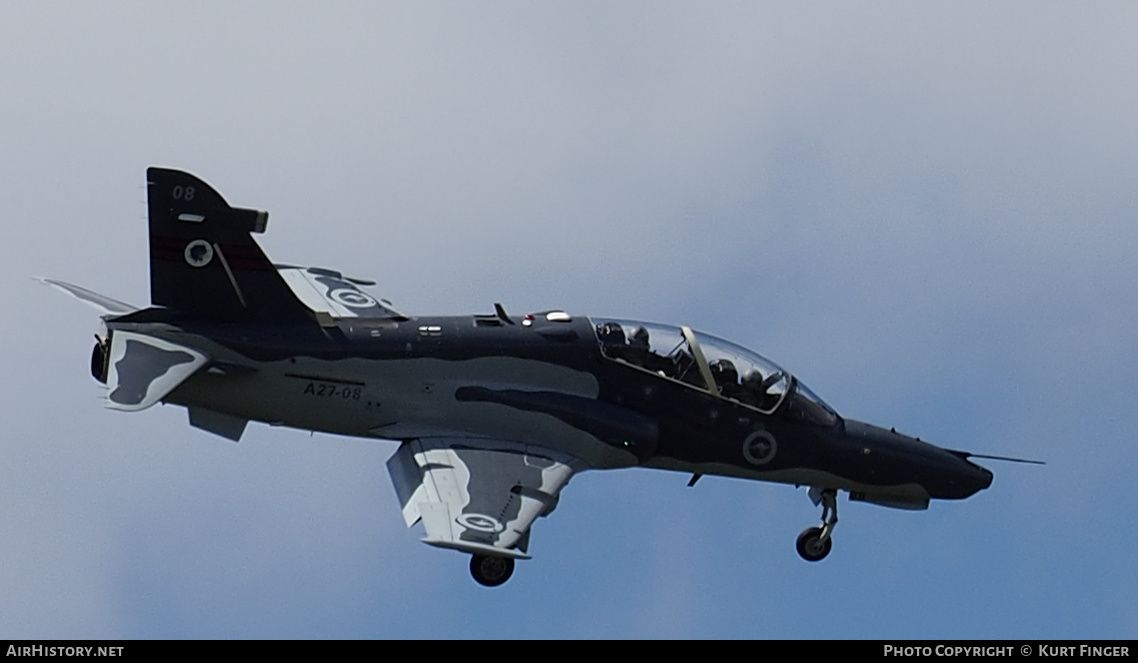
xmin=46 ymin=168 xmax=997 ymax=586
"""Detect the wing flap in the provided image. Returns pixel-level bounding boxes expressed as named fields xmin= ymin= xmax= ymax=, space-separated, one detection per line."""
xmin=386 ymin=438 xmax=586 ymax=557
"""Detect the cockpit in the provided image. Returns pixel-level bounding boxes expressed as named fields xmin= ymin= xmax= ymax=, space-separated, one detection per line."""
xmin=592 ymin=318 xmax=840 ymax=426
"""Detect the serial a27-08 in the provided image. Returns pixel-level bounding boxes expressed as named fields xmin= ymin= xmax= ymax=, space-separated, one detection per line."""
xmin=45 ymin=167 xmax=1032 ymax=587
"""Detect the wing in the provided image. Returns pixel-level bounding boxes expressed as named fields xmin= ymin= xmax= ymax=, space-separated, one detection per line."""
xmin=276 ymin=266 xmax=408 ymax=324
xmin=386 ymin=438 xmax=587 ymax=559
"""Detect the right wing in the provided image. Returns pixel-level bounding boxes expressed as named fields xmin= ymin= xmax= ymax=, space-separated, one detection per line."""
xmin=275 ymin=266 xmax=408 ymax=324
xmin=386 ymin=438 xmax=587 ymax=559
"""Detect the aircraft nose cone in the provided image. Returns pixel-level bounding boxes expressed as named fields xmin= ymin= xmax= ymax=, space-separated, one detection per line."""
xmin=969 ymin=461 xmax=994 ymax=493
xmin=927 ymin=450 xmax=994 ymax=499
xmin=842 ymin=420 xmax=994 ymax=500
xmin=919 ymin=445 xmax=992 ymax=498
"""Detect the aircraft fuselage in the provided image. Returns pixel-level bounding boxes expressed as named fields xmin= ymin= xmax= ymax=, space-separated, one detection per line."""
xmin=54 ymin=167 xmax=1003 ymax=585
xmin=108 ymin=309 xmax=993 ymax=507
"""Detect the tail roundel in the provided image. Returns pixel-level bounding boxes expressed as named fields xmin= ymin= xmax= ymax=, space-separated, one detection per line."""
xmin=147 ymin=167 xmax=312 ymax=322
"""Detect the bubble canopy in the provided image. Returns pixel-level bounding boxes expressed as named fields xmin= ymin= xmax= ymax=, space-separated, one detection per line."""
xmin=591 ymin=318 xmax=839 ymax=426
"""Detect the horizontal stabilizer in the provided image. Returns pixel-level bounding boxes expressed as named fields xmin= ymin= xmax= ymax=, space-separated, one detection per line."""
xmin=188 ymin=407 xmax=248 ymax=442
xmin=105 ymin=331 xmax=208 ymax=411
xmin=38 ymin=278 xmax=136 ymax=317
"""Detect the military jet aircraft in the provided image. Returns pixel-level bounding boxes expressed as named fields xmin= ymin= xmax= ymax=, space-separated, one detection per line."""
xmin=46 ymin=167 xmax=1017 ymax=587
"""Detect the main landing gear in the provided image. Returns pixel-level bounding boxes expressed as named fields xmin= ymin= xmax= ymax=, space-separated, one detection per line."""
xmin=470 ymin=554 xmax=515 ymax=587
xmin=796 ymin=488 xmax=838 ymax=562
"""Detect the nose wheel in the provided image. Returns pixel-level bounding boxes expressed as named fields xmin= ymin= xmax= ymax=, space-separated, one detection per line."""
xmin=797 ymin=488 xmax=838 ymax=562
xmin=470 ymin=554 xmax=515 ymax=587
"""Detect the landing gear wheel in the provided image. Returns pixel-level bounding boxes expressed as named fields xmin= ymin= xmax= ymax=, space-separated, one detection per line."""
xmin=470 ymin=555 xmax=515 ymax=587
xmin=797 ymin=487 xmax=838 ymax=562
xmin=796 ymin=526 xmax=832 ymax=562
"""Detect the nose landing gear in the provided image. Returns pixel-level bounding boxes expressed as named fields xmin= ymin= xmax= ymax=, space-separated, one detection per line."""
xmin=797 ymin=488 xmax=838 ymax=562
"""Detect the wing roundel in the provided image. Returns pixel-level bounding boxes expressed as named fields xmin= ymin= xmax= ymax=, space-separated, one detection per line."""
xmin=386 ymin=438 xmax=587 ymax=558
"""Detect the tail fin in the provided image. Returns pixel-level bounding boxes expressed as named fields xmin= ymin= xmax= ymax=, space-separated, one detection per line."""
xmin=147 ymin=167 xmax=312 ymax=322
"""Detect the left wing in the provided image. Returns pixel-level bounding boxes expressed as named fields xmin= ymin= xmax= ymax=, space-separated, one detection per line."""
xmin=386 ymin=438 xmax=587 ymax=559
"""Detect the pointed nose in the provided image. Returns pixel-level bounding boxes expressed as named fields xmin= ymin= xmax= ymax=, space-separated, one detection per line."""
xmin=842 ymin=420 xmax=994 ymax=500
xmin=950 ymin=456 xmax=994 ymax=498
xmin=913 ymin=445 xmax=994 ymax=500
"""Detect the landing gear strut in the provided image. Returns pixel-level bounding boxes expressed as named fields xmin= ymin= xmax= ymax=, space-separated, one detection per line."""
xmin=470 ymin=555 xmax=515 ymax=587
xmin=797 ymin=488 xmax=838 ymax=562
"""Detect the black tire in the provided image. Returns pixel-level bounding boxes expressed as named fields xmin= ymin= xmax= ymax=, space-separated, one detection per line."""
xmin=470 ymin=555 xmax=515 ymax=587
xmin=796 ymin=526 xmax=832 ymax=562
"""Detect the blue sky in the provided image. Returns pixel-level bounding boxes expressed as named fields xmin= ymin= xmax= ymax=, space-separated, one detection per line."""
xmin=2 ymin=2 xmax=1135 ymax=638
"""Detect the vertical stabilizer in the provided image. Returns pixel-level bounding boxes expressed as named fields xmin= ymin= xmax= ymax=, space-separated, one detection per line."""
xmin=147 ymin=168 xmax=312 ymax=321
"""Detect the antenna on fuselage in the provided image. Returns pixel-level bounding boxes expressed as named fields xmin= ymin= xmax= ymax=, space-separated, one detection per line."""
xmin=494 ymin=302 xmax=515 ymax=325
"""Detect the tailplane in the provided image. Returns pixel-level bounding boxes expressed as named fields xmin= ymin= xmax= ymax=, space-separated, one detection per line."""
xmin=147 ymin=167 xmax=312 ymax=321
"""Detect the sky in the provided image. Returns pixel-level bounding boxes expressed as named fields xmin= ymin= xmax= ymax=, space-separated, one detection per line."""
xmin=1 ymin=2 xmax=1136 ymax=639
